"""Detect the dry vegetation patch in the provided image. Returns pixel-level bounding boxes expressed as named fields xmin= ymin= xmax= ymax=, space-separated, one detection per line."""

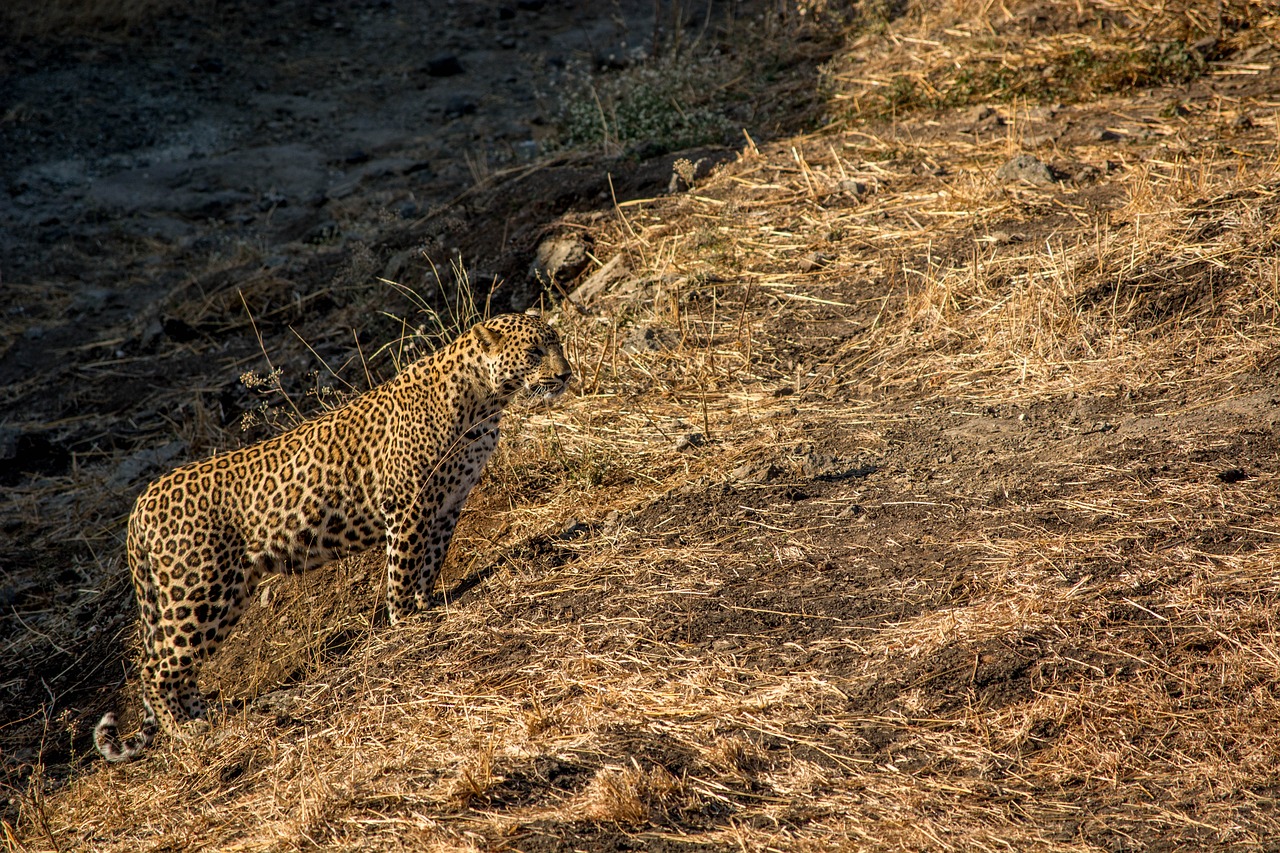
xmin=7 ymin=0 xmax=1280 ymax=850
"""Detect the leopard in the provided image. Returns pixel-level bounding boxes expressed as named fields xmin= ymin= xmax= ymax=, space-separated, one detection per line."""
xmin=94 ymin=311 xmax=572 ymax=762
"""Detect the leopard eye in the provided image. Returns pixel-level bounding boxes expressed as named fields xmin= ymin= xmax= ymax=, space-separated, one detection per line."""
xmin=527 ymin=346 xmax=543 ymax=359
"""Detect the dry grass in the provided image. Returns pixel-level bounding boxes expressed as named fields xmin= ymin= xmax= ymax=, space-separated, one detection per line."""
xmin=6 ymin=0 xmax=1280 ymax=850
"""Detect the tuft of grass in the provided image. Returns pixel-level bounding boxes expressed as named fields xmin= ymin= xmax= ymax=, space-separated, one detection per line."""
xmin=554 ymin=59 xmax=737 ymax=156
xmin=854 ymin=39 xmax=1208 ymax=118
xmin=972 ymin=41 xmax=1197 ymax=109
xmin=577 ymin=762 xmax=684 ymax=823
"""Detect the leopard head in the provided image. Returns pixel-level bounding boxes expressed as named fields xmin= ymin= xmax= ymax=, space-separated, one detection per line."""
xmin=473 ymin=310 xmax=572 ymax=403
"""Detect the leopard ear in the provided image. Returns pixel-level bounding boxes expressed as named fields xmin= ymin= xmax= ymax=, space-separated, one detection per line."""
xmin=474 ymin=323 xmax=503 ymax=354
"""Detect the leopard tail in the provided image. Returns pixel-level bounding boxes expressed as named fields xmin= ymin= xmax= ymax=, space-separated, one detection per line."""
xmin=94 ymin=705 xmax=157 ymax=762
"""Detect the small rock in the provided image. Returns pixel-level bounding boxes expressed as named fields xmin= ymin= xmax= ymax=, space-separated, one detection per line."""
xmin=256 ymin=190 xmax=288 ymax=211
xmin=730 ymin=461 xmax=777 ymax=484
xmin=799 ymin=251 xmax=833 ymax=273
xmin=622 ymin=324 xmax=678 ymax=353
xmin=514 ymin=140 xmax=540 ymax=162
xmin=837 ymin=179 xmax=867 ymax=197
xmin=1218 ymin=468 xmax=1250 ymax=484
xmin=1021 ymin=132 xmax=1057 ymax=148
xmin=139 ymin=318 xmax=165 ymax=350
xmin=995 ymin=154 xmax=1055 ymax=186
xmin=560 ymin=518 xmax=588 ymax=539
xmin=423 ymin=55 xmax=464 ymax=77
xmin=443 ymin=96 xmax=477 ymax=119
xmin=530 ymin=234 xmax=590 ymax=284
xmin=1072 ymin=164 xmax=1101 ymax=183
xmin=798 ymin=452 xmax=877 ymax=482
xmin=110 ymin=440 xmax=187 ymax=489
xmin=1098 ymin=128 xmax=1124 ymax=142
xmin=675 ymin=433 xmax=704 ymax=452
xmin=965 ymin=105 xmax=1004 ymax=132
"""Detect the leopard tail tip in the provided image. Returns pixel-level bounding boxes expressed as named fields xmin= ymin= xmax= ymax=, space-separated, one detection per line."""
xmin=94 ymin=711 xmax=154 ymax=763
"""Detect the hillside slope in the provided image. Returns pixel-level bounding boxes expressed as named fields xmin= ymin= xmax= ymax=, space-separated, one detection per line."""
xmin=6 ymin=1 xmax=1280 ymax=850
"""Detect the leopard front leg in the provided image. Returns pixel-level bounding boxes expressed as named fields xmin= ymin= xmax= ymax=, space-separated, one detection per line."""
xmin=384 ymin=446 xmax=494 ymax=621
xmin=384 ymin=501 xmax=465 ymax=624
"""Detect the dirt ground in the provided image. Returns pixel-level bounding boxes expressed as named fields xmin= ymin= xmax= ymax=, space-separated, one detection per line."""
xmin=4 ymin=1 xmax=1280 ymax=851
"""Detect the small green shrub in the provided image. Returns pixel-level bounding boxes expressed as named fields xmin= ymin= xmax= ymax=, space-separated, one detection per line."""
xmin=555 ymin=60 xmax=735 ymax=155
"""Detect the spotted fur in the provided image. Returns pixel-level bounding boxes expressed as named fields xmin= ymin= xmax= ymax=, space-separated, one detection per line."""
xmin=95 ymin=312 xmax=571 ymax=761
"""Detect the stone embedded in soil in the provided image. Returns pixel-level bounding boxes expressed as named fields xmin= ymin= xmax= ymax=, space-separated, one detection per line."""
xmin=799 ymin=251 xmax=834 ymax=272
xmin=729 ymin=461 xmax=777 ymax=484
xmin=621 ymin=324 xmax=678 ymax=354
xmin=995 ymin=154 xmax=1055 ymax=186
xmin=109 ymin=440 xmax=187 ymax=489
xmin=560 ymin=518 xmax=588 ymax=539
xmin=837 ymin=178 xmax=867 ymax=198
xmin=675 ymin=433 xmax=705 ymax=452
xmin=530 ymin=234 xmax=590 ymax=284
xmin=423 ymin=55 xmax=465 ymax=77
xmin=1072 ymin=164 xmax=1102 ymax=183
xmin=443 ymin=96 xmax=478 ymax=119
xmin=964 ymin=105 xmax=1005 ymax=132
xmin=797 ymin=452 xmax=878 ymax=482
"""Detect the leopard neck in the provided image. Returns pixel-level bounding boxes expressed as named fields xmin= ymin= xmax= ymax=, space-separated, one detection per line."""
xmin=397 ymin=337 xmax=505 ymax=423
